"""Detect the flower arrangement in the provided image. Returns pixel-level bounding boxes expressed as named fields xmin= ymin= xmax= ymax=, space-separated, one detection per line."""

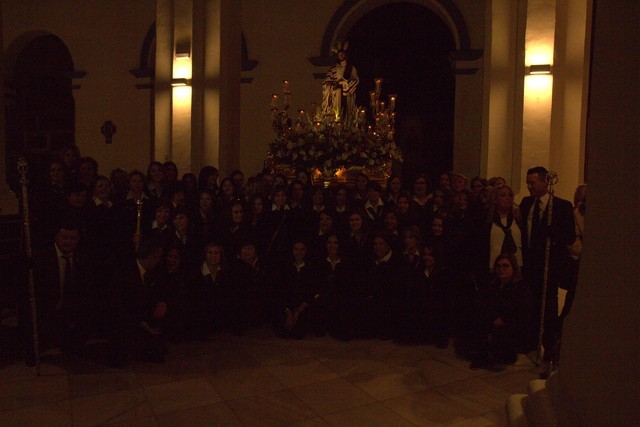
xmin=267 ymin=79 xmax=403 ymax=179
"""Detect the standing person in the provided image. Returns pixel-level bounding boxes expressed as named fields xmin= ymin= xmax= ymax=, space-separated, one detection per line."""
xmin=146 ymin=161 xmax=166 ymax=200
xmin=28 ymin=222 xmax=88 ymax=354
xmin=363 ymin=181 xmax=385 ymax=230
xmin=563 ymin=184 xmax=586 ymax=319
xmin=519 ymin=166 xmax=575 ymax=368
xmin=475 ymin=184 xmax=523 ymax=286
xmin=273 ymin=241 xmax=321 ymax=339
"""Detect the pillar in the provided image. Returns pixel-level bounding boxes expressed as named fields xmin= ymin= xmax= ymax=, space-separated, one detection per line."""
xmin=548 ymin=0 xmax=590 ymax=198
xmin=200 ymin=0 xmax=241 ymax=177
xmin=558 ymin=0 xmax=640 ymax=423
xmin=0 ymin=2 xmax=19 ymax=216
xmin=518 ymin=0 xmax=555 ymax=196
xmin=154 ymin=0 xmax=174 ymax=163
xmin=155 ymin=0 xmax=240 ymax=176
xmin=482 ymin=0 xmax=526 ymax=187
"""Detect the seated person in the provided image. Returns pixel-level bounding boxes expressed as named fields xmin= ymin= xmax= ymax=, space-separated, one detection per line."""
xmin=231 ymin=239 xmax=274 ymax=327
xmin=316 ymin=233 xmax=356 ymax=341
xmin=104 ymin=240 xmax=167 ymax=366
xmin=196 ymin=242 xmax=243 ymax=336
xmin=468 ymin=253 xmax=533 ymax=370
xmin=273 ymin=240 xmax=321 ymax=339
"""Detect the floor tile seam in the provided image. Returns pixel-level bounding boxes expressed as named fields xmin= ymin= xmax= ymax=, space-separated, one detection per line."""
xmin=203 ymin=370 xmax=289 ymax=400
xmin=475 ymin=374 xmax=527 ymax=393
xmin=151 ymin=400 xmax=239 ymax=426
xmin=358 ymin=400 xmax=423 ymax=426
xmin=0 ymin=399 xmax=73 ymax=419
xmin=91 ymin=398 xmax=149 ymax=426
xmin=308 ymin=397 xmax=385 ymax=418
xmin=224 ymin=390 xmax=322 ymax=425
xmin=427 ymin=385 xmax=500 ymax=418
xmin=0 ymin=372 xmax=71 ymax=386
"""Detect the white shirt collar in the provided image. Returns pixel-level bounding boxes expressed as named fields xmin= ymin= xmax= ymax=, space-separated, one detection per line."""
xmin=93 ymin=196 xmax=112 ymax=208
xmin=376 ymin=250 xmax=392 ymax=264
xmin=136 ymin=260 xmax=146 ymax=282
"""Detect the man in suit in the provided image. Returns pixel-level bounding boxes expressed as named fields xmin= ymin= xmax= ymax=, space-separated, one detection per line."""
xmin=105 ymin=240 xmax=166 ymax=365
xmin=519 ymin=166 xmax=575 ymax=367
xmin=21 ymin=221 xmax=88 ymax=364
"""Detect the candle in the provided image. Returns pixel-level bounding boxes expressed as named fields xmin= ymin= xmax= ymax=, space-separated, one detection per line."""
xmin=375 ymin=78 xmax=383 ymax=89
xmin=283 ymin=80 xmax=289 ymax=93
xmin=271 ymin=94 xmax=278 ymax=108
xmin=389 ymin=94 xmax=396 ymax=111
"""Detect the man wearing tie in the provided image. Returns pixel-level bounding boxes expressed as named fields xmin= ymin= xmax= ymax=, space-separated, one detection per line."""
xmin=519 ymin=166 xmax=575 ymax=367
xmin=27 ymin=222 xmax=84 ymax=358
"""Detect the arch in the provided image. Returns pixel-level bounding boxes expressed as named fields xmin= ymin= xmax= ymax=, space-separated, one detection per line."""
xmin=5 ymin=32 xmax=77 ymax=187
xmin=130 ymin=22 xmax=156 ymax=78
xmin=309 ymin=0 xmax=480 ymax=67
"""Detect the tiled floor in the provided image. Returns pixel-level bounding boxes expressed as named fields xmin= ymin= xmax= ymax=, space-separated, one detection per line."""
xmin=0 ymin=327 xmax=539 ymax=426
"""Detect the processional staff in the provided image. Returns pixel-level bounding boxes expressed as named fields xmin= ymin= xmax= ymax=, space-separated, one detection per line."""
xmin=135 ymin=198 xmax=143 ymax=252
xmin=18 ymin=156 xmax=41 ymax=375
xmin=536 ymin=170 xmax=558 ymax=368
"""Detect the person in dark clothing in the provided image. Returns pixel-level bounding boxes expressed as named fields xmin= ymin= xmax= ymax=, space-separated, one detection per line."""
xmin=315 ymin=233 xmax=356 ymax=341
xmin=232 ymin=239 xmax=274 ymax=327
xmin=469 ymin=253 xmax=534 ymax=370
xmin=273 ymin=240 xmax=321 ymax=339
xmin=354 ymin=232 xmax=402 ymax=339
xmin=519 ymin=166 xmax=575 ymax=366
xmin=104 ymin=240 xmax=167 ymax=366
xmin=196 ymin=242 xmax=243 ymax=336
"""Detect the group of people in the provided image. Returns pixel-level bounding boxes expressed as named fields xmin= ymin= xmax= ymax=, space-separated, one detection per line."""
xmin=17 ymin=143 xmax=585 ymax=370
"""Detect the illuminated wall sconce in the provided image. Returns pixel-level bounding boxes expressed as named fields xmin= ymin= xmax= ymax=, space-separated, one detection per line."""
xmin=171 ymin=78 xmax=191 ymax=86
xmin=527 ymin=64 xmax=552 ymax=75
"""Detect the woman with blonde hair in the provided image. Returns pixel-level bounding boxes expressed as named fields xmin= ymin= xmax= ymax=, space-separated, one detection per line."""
xmin=474 ymin=184 xmax=523 ymax=285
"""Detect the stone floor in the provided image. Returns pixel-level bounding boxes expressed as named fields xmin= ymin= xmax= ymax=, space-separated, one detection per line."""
xmin=0 ymin=327 xmax=539 ymax=426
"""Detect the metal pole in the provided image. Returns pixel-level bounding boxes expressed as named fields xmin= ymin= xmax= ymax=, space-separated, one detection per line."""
xmin=536 ymin=171 xmax=558 ymax=368
xmin=18 ymin=157 xmax=41 ymax=375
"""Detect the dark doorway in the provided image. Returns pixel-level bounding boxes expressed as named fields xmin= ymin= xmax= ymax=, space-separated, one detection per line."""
xmin=347 ymin=2 xmax=456 ymax=185
xmin=6 ymin=34 xmax=75 ymax=187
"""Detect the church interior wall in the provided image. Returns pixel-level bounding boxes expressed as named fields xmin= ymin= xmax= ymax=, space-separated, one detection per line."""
xmin=239 ymin=0 xmax=344 ymax=175
xmin=3 ymin=0 xmax=156 ymax=175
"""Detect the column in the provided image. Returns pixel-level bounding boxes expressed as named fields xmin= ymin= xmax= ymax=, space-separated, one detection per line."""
xmin=155 ymin=0 xmax=174 ymax=163
xmin=519 ymin=0 xmax=555 ymax=196
xmin=0 ymin=2 xmax=18 ymax=216
xmin=172 ymin=0 xmax=193 ymax=174
xmin=548 ymin=0 xmax=590 ymax=198
xmin=558 ymin=0 xmax=639 ymax=423
xmin=202 ymin=0 xmax=241 ymax=177
xmin=481 ymin=0 xmax=526 ymax=187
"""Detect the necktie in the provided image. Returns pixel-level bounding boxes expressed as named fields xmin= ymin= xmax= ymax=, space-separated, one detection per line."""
xmin=531 ymin=199 xmax=541 ymax=246
xmin=61 ymin=255 xmax=72 ymax=302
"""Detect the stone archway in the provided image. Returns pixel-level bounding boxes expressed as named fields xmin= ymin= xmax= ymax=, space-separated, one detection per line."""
xmin=5 ymin=32 xmax=79 ymax=188
xmin=309 ymin=0 xmax=483 ymax=182
xmin=309 ymin=0 xmax=480 ymax=67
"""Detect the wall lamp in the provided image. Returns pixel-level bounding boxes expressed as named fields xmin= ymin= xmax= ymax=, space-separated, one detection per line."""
xmin=175 ymin=52 xmax=190 ymax=60
xmin=171 ymin=78 xmax=191 ymax=86
xmin=527 ymin=64 xmax=552 ymax=75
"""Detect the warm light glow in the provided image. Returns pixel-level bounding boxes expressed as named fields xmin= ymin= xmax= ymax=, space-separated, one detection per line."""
xmin=172 ymin=85 xmax=192 ymax=108
xmin=525 ymin=46 xmax=553 ymax=67
xmin=524 ymin=74 xmax=553 ymax=97
xmin=173 ymin=57 xmax=192 ymax=79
